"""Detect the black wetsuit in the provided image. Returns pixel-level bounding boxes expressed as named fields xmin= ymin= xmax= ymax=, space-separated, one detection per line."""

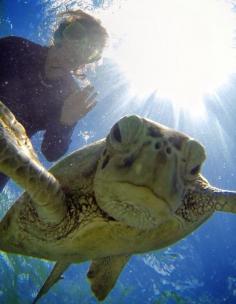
xmin=0 ymin=36 xmax=78 ymax=191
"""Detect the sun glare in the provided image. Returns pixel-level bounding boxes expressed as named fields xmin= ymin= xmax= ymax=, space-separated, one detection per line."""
xmin=104 ymin=0 xmax=236 ymax=115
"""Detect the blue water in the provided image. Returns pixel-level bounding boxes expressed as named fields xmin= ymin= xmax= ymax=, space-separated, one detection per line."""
xmin=1 ymin=0 xmax=236 ymax=303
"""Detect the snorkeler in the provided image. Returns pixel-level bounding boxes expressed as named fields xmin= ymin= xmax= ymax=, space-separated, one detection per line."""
xmin=0 ymin=9 xmax=108 ymax=191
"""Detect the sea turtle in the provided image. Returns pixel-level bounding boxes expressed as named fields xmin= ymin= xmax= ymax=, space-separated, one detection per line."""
xmin=0 ymin=100 xmax=235 ymax=303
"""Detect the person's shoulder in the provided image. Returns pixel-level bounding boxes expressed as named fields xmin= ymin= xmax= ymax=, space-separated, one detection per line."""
xmin=0 ymin=36 xmax=49 ymax=62
xmin=0 ymin=36 xmax=42 ymax=50
xmin=0 ymin=35 xmax=28 ymax=44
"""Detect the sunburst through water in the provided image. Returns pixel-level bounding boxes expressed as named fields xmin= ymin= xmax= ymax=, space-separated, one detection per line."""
xmin=104 ymin=0 xmax=236 ymax=118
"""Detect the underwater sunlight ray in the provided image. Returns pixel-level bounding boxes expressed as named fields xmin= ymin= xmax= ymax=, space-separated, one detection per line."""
xmin=104 ymin=0 xmax=236 ymax=118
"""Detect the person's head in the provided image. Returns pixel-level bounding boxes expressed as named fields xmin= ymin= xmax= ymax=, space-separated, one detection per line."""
xmin=45 ymin=10 xmax=108 ymax=78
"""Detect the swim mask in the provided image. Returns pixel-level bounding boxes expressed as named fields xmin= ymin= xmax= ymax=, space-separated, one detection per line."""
xmin=54 ymin=20 xmax=102 ymax=63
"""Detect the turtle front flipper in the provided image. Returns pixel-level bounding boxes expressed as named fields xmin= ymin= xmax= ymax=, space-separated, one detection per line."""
xmin=0 ymin=101 xmax=66 ymax=223
xmin=196 ymin=184 xmax=236 ymax=214
xmin=87 ymin=255 xmax=130 ymax=300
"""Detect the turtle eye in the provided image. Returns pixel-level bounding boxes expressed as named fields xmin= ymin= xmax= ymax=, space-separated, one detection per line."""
xmin=112 ymin=123 xmax=122 ymax=143
xmin=190 ymin=164 xmax=201 ymax=175
xmin=108 ymin=115 xmax=145 ymax=153
xmin=183 ymin=139 xmax=206 ymax=181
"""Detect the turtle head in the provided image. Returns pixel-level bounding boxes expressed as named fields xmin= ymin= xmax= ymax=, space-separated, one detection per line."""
xmin=94 ymin=115 xmax=206 ymax=229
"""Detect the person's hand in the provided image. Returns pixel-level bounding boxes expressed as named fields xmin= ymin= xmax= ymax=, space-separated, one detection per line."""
xmin=60 ymin=85 xmax=97 ymax=126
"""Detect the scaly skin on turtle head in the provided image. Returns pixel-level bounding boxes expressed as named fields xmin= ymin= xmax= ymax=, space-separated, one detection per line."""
xmin=94 ymin=115 xmax=206 ymax=229
xmin=94 ymin=115 xmax=236 ymax=232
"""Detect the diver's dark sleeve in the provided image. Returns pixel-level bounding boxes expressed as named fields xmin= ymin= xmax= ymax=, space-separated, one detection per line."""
xmin=0 ymin=36 xmax=44 ymax=79
xmin=41 ymin=122 xmax=76 ymax=162
xmin=0 ymin=172 xmax=9 ymax=192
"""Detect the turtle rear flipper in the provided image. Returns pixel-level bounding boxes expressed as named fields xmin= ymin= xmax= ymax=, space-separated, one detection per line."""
xmin=87 ymin=255 xmax=130 ymax=300
xmin=33 ymin=261 xmax=70 ymax=304
xmin=0 ymin=101 xmax=66 ymax=223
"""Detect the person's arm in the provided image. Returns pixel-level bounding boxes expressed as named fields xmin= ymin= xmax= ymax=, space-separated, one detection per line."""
xmin=0 ymin=172 xmax=9 ymax=192
xmin=41 ymin=85 xmax=97 ymax=162
xmin=60 ymin=85 xmax=97 ymax=126
xmin=41 ymin=122 xmax=75 ymax=162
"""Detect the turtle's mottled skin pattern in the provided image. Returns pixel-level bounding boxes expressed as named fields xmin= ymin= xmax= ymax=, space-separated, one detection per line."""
xmin=1 ymin=187 xmax=113 ymax=260
xmin=18 ymin=192 xmax=105 ymax=242
xmin=0 ymin=101 xmax=236 ymax=302
xmin=176 ymin=180 xmax=214 ymax=223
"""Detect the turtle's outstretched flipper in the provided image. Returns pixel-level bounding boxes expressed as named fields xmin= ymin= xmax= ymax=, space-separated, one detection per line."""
xmin=198 ymin=186 xmax=236 ymax=214
xmin=87 ymin=255 xmax=130 ymax=300
xmin=33 ymin=261 xmax=70 ymax=304
xmin=0 ymin=101 xmax=66 ymax=223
